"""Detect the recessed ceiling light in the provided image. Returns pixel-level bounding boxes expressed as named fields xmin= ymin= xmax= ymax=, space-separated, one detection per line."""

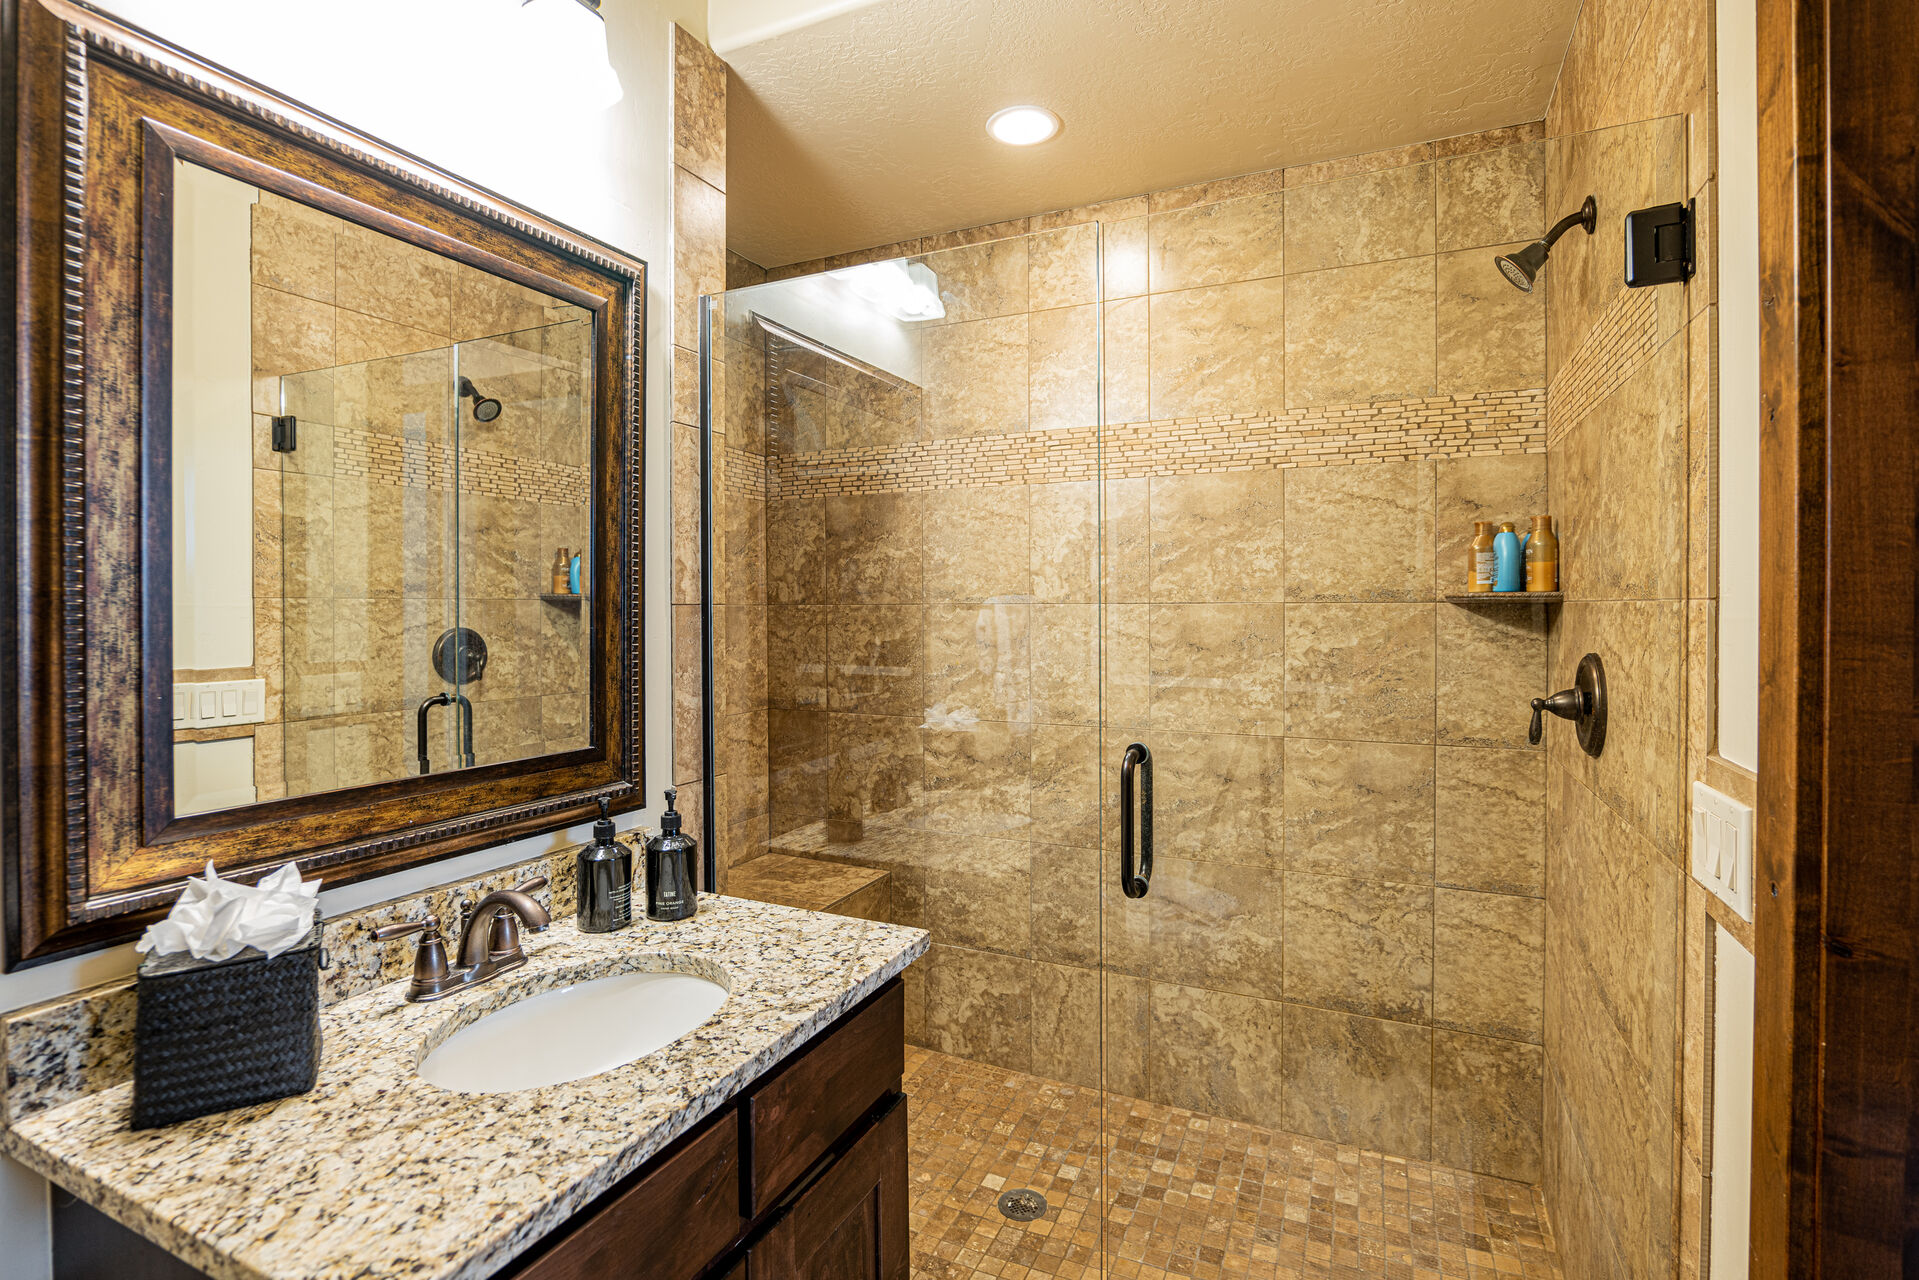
xmin=986 ymin=106 xmax=1061 ymax=146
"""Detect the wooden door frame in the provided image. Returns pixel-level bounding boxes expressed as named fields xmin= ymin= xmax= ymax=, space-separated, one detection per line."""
xmin=1753 ymin=0 xmax=1917 ymax=1274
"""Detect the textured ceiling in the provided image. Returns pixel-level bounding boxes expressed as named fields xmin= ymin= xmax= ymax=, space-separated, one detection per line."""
xmin=723 ymin=0 xmax=1580 ymax=268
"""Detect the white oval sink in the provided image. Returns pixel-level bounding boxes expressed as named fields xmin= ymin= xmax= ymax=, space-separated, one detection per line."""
xmin=419 ymin=970 xmax=728 ymax=1093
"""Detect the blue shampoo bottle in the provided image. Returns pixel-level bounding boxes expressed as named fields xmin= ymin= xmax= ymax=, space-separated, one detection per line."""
xmin=1493 ymin=522 xmax=1524 ymax=591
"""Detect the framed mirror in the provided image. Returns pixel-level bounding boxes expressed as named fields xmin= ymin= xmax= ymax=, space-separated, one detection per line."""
xmin=3 ymin=0 xmax=647 ymax=966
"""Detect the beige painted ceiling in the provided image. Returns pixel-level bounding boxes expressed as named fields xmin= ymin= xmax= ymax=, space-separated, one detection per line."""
xmin=722 ymin=0 xmax=1580 ymax=268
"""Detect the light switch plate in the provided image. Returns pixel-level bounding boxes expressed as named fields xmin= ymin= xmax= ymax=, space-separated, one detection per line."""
xmin=173 ymin=678 xmax=267 ymax=730
xmin=1691 ymin=781 xmax=1755 ymax=922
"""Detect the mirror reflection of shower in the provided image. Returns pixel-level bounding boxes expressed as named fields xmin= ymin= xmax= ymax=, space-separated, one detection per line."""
xmin=459 ymin=376 xmax=503 ymax=422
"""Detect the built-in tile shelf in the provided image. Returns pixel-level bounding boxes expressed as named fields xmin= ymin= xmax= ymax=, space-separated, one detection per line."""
xmin=1443 ymin=592 xmax=1564 ymax=605
xmin=540 ymin=593 xmax=585 ymax=608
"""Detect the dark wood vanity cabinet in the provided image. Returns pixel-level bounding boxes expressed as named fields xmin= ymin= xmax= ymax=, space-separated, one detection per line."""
xmin=53 ymin=980 xmax=908 ymax=1280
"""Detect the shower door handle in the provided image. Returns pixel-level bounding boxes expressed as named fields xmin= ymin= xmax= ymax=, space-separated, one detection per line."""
xmin=1119 ymin=742 xmax=1153 ymax=899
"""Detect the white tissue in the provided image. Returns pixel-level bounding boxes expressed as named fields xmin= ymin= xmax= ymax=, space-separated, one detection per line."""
xmin=136 ymin=862 xmax=321 ymax=962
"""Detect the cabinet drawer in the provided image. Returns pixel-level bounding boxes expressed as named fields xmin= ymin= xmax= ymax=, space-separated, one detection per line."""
xmin=515 ymin=1108 xmax=743 ymax=1280
xmin=742 ymin=979 xmax=904 ymax=1212
xmin=753 ymin=1095 xmax=908 ymax=1280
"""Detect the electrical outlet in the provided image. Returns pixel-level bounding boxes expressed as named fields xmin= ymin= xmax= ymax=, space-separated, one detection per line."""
xmin=1691 ymin=781 xmax=1755 ymax=922
xmin=173 ymin=678 xmax=267 ymax=730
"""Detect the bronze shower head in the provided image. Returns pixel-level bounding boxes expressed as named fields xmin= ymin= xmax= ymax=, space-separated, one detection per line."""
xmin=1495 ymin=196 xmax=1598 ymax=293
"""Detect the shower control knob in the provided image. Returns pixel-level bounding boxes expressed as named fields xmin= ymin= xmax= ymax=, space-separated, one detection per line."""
xmin=1528 ymin=652 xmax=1607 ymax=757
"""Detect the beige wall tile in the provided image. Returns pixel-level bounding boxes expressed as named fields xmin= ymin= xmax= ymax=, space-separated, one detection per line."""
xmin=828 ymin=713 xmax=924 ymax=828
xmin=1432 ymin=1031 xmax=1543 ymax=1181
xmin=1284 ymin=258 xmax=1436 ymax=406
xmin=1149 ymin=471 xmax=1286 ymax=603
xmin=1151 ymin=168 xmax=1286 ymax=213
xmin=1028 ymin=222 xmax=1099 ymax=310
xmin=1103 ymin=972 xmax=1151 ymax=1098
xmin=768 ymin=707 xmax=826 ymax=834
xmin=1435 ymin=746 xmax=1544 ymax=894
xmin=1030 ymin=604 xmax=1100 ymax=727
xmin=1436 ymin=602 xmax=1547 ymax=749
xmin=1284 ymin=461 xmax=1435 ymax=601
xmin=1145 ymin=859 xmax=1285 ymax=997
xmin=1553 ymin=331 xmax=1688 ymax=601
xmin=1029 ymin=482 xmax=1098 ymax=604
xmin=336 ymin=230 xmax=452 ymax=335
xmin=1434 ymin=888 xmax=1544 ymax=1041
xmin=1030 ymin=725 xmax=1100 ymax=849
xmin=922 ymin=237 xmax=1030 ymax=325
xmin=1102 ymin=215 xmax=1150 ymax=298
xmin=1149 ymin=603 xmax=1287 ymax=735
xmin=1437 ymin=246 xmax=1547 ymax=393
xmin=335 ymin=311 xmax=443 ymax=366
xmin=920 ymin=315 xmax=1030 ymax=438
xmin=1150 ymin=730 xmax=1285 ymax=868
xmin=921 ymin=831 xmax=1030 ymax=955
xmin=1028 ymin=304 xmax=1100 ymax=431
xmin=1102 ymin=296 xmax=1151 ymax=423
xmin=1029 ymin=845 xmax=1100 ymax=968
xmin=1030 ymin=962 xmax=1101 ymax=1088
xmin=1285 ymin=142 xmax=1434 ymax=190
xmin=925 ymin=601 xmax=1028 ymax=724
xmin=672 ymin=169 xmax=726 ymax=344
xmin=672 ymin=25 xmax=726 ymax=191
xmin=252 ymin=286 xmax=335 ymax=376
xmin=920 ymin=945 xmax=1032 ymax=1072
xmin=1283 ymin=603 xmax=1436 ymax=741
xmin=1281 ymin=1004 xmax=1433 ymax=1159
xmin=766 ymin=498 xmax=826 ymax=605
xmin=923 ymin=486 xmax=1031 ymax=601
xmin=1550 ymin=599 xmax=1686 ymax=853
xmin=1147 ymin=191 xmax=1286 ymax=292
xmin=1436 ymin=142 xmax=1546 ymax=251
xmin=1146 ymin=982 xmax=1286 ymax=1129
xmin=920 ymin=721 xmax=1030 ymax=837
xmin=828 ymin=605 xmax=923 ymax=716
xmin=1285 ymin=872 xmax=1434 ymax=1021
xmin=1147 ymin=277 xmax=1287 ymax=418
xmin=250 ymin=201 xmax=336 ymax=303
xmin=1284 ymin=164 xmax=1435 ymax=273
xmin=826 ymin=492 xmax=922 ymax=604
xmin=1284 ymin=738 xmax=1435 ymax=882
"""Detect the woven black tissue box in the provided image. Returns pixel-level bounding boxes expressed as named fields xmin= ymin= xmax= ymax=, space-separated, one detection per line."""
xmin=131 ymin=910 xmax=323 ymax=1129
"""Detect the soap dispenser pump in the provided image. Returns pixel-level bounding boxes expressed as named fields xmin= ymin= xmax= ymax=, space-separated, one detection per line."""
xmin=576 ymin=797 xmax=633 ymax=933
xmin=644 ymin=790 xmax=698 ymax=922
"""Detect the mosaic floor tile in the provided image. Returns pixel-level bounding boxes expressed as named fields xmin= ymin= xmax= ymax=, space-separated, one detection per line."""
xmin=904 ymin=1048 xmax=1562 ymax=1280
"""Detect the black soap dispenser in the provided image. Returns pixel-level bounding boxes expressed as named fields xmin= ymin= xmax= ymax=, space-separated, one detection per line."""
xmin=644 ymin=790 xmax=698 ymax=922
xmin=576 ymin=797 xmax=633 ymax=932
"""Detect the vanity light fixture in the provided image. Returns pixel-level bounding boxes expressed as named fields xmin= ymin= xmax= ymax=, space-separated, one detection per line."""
xmin=515 ymin=0 xmax=623 ymax=110
xmin=986 ymin=105 xmax=1061 ymax=146
xmin=830 ymin=259 xmax=947 ymax=321
xmin=1495 ymin=195 xmax=1597 ymax=293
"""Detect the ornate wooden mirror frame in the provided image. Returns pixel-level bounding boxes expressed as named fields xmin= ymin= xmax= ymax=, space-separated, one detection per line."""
xmin=2 ymin=0 xmax=647 ymax=967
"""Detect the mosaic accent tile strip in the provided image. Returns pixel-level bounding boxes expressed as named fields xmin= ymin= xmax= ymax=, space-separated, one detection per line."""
xmin=905 ymin=1048 xmax=1564 ymax=1280
xmin=763 ymin=390 xmax=1544 ymax=498
xmin=1544 ymin=288 xmax=1657 ymax=447
xmin=332 ymin=426 xmax=587 ymax=506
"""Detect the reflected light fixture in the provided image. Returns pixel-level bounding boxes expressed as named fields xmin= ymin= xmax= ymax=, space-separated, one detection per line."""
xmin=830 ymin=260 xmax=947 ymax=322
xmin=513 ymin=0 xmax=623 ymax=110
xmin=986 ymin=105 xmax=1061 ymax=146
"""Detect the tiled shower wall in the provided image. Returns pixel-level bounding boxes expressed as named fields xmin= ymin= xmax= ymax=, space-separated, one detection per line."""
xmin=209 ymin=192 xmax=591 ymax=800
xmin=1539 ymin=0 xmax=1739 ymax=1275
xmin=732 ymin=122 xmax=1560 ymax=1182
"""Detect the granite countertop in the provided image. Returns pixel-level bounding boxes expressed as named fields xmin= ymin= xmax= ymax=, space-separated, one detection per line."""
xmin=0 ymin=895 xmax=928 ymax=1280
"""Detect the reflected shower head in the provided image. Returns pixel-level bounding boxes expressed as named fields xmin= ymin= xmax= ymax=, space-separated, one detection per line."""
xmin=1495 ymin=196 xmax=1598 ymax=293
xmin=459 ymin=376 xmax=502 ymax=422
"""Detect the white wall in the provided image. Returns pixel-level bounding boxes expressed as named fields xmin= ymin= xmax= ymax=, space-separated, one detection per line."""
xmin=0 ymin=1 xmax=701 ymax=1274
xmin=1716 ymin=0 xmax=1760 ymax=770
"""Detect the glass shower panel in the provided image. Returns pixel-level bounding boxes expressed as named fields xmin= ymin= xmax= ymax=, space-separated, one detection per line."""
xmin=275 ymin=351 xmax=460 ymax=797
xmin=453 ymin=317 xmax=594 ymax=771
xmin=706 ymin=227 xmax=1107 ymax=1262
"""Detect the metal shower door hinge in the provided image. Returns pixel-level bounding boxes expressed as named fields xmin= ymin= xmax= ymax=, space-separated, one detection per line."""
xmin=270 ymin=414 xmax=298 ymax=453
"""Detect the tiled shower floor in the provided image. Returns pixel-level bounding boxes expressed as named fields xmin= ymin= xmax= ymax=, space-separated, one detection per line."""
xmin=903 ymin=1048 xmax=1563 ymax=1280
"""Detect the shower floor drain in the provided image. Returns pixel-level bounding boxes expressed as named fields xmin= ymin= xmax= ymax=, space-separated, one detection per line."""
xmin=997 ymin=1188 xmax=1048 ymax=1221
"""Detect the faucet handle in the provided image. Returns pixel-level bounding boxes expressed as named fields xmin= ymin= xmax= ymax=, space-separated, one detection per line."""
xmin=372 ymin=917 xmax=452 ymax=997
xmin=514 ymin=875 xmax=549 ymax=895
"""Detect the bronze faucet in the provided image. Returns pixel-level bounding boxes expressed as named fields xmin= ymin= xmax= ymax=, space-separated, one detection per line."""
xmin=372 ymin=875 xmax=552 ymax=1002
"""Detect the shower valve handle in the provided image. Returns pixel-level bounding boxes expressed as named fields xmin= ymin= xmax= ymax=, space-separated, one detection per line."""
xmin=1528 ymin=689 xmax=1588 ymax=745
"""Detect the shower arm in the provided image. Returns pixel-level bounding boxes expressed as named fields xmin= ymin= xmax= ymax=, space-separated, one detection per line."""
xmin=1543 ymin=196 xmax=1598 ymax=250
